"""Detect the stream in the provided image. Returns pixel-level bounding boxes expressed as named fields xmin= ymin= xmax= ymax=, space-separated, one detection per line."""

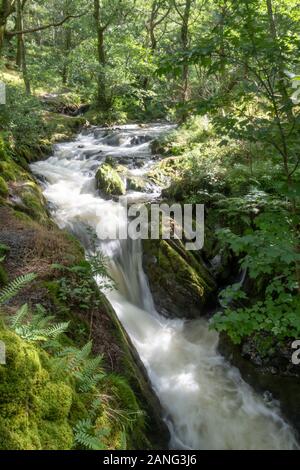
xmin=31 ymin=123 xmax=299 ymax=450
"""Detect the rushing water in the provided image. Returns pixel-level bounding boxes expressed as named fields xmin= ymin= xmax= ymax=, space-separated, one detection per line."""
xmin=31 ymin=123 xmax=299 ymax=450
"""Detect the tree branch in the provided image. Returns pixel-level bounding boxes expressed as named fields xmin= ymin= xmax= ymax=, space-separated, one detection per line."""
xmin=7 ymin=12 xmax=87 ymax=36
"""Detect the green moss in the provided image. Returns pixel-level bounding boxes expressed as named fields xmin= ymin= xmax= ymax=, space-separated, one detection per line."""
xmin=0 ymin=411 xmax=42 ymax=450
xmin=127 ymin=176 xmax=148 ymax=192
xmin=44 ymin=113 xmax=85 ymax=144
xmin=96 ymin=163 xmax=126 ymax=196
xmin=0 ymin=161 xmax=16 ymax=181
xmin=18 ymin=182 xmax=49 ymax=224
xmin=13 ymin=210 xmax=34 ymax=223
xmin=143 ymin=238 xmax=216 ymax=318
xmin=146 ymin=238 xmax=214 ymax=295
xmin=39 ymin=420 xmax=74 ymax=450
xmin=0 ymin=327 xmax=74 ymax=450
xmin=147 ymin=157 xmax=184 ymax=187
xmin=0 ymin=177 xmax=8 ymax=197
xmin=0 ymin=329 xmax=43 ymax=404
xmin=0 ymin=136 xmax=7 ymax=160
xmin=35 ymin=382 xmax=73 ymax=421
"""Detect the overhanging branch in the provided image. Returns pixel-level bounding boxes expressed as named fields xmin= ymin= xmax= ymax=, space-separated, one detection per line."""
xmin=7 ymin=11 xmax=87 ymax=37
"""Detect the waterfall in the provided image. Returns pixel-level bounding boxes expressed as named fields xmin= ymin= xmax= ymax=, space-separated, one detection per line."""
xmin=31 ymin=123 xmax=299 ymax=450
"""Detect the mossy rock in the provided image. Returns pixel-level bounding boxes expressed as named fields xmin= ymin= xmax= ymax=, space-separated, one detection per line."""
xmin=127 ymin=176 xmax=150 ymax=192
xmin=96 ymin=163 xmax=126 ymax=196
xmin=0 ymin=409 xmax=42 ymax=450
xmin=0 ymin=327 xmax=74 ymax=450
xmin=38 ymin=420 xmax=74 ymax=450
xmin=34 ymin=382 xmax=73 ymax=421
xmin=16 ymin=182 xmax=49 ymax=224
xmin=0 ymin=329 xmax=43 ymax=404
xmin=143 ymin=238 xmax=216 ymax=318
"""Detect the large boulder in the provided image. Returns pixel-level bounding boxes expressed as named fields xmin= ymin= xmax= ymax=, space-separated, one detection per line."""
xmin=96 ymin=163 xmax=126 ymax=197
xmin=143 ymin=237 xmax=216 ymax=318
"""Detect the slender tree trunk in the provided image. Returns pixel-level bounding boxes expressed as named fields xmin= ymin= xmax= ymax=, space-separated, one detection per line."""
xmin=0 ymin=0 xmax=13 ymax=56
xmin=16 ymin=0 xmax=31 ymax=94
xmin=179 ymin=0 xmax=192 ymax=121
xmin=93 ymin=0 xmax=109 ymax=111
xmin=0 ymin=25 xmax=5 ymax=54
xmin=61 ymin=0 xmax=72 ymax=85
xmin=181 ymin=0 xmax=191 ymax=104
xmin=16 ymin=0 xmax=22 ymax=66
xmin=62 ymin=28 xmax=71 ymax=85
xmin=142 ymin=2 xmax=159 ymax=111
xmin=266 ymin=0 xmax=292 ymax=118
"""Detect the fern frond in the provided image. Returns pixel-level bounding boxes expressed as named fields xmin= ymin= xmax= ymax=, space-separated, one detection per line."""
xmin=0 ymin=273 xmax=37 ymax=305
xmin=65 ymin=341 xmax=93 ymax=372
xmin=74 ymin=419 xmax=108 ymax=450
xmin=39 ymin=322 xmax=70 ymax=339
xmin=78 ymin=373 xmax=105 ymax=393
xmin=9 ymin=303 xmax=29 ymax=329
xmin=14 ymin=325 xmax=49 ymax=342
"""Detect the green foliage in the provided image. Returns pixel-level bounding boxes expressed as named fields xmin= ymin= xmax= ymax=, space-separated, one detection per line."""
xmin=52 ymin=257 xmax=112 ymax=311
xmin=211 ymin=207 xmax=300 ymax=344
xmin=8 ymin=303 xmax=69 ymax=343
xmin=74 ymin=418 xmax=108 ymax=450
xmin=60 ymin=342 xmax=105 ymax=393
xmin=0 ymin=273 xmax=36 ymax=305
xmin=0 ymin=176 xmax=8 ymax=197
xmin=0 ymin=273 xmax=146 ymax=450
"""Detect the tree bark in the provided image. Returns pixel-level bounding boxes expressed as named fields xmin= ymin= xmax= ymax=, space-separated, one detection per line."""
xmin=179 ymin=0 xmax=192 ymax=121
xmin=61 ymin=0 xmax=72 ymax=85
xmin=15 ymin=0 xmax=22 ymax=66
xmin=266 ymin=0 xmax=292 ymax=118
xmin=0 ymin=0 xmax=14 ymax=55
xmin=93 ymin=0 xmax=109 ymax=111
xmin=16 ymin=0 xmax=31 ymax=94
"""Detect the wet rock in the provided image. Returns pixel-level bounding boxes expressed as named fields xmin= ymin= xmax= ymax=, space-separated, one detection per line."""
xmin=143 ymin=237 xmax=216 ymax=319
xmin=130 ymin=135 xmax=152 ymax=146
xmin=127 ymin=176 xmax=151 ymax=193
xmin=96 ymin=163 xmax=126 ymax=196
xmin=82 ymin=149 xmax=102 ymax=159
xmin=133 ymin=158 xmax=145 ymax=168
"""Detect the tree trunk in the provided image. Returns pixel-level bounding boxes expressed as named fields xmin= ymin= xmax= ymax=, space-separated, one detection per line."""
xmin=16 ymin=0 xmax=31 ymax=94
xmin=61 ymin=0 xmax=72 ymax=85
xmin=0 ymin=0 xmax=13 ymax=56
xmin=0 ymin=25 xmax=5 ymax=54
xmin=266 ymin=0 xmax=292 ymax=118
xmin=93 ymin=0 xmax=109 ymax=112
xmin=180 ymin=0 xmax=192 ymax=121
xmin=16 ymin=0 xmax=22 ymax=66
xmin=62 ymin=28 xmax=71 ymax=84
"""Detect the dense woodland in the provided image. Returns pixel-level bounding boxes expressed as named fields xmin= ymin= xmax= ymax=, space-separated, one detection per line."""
xmin=0 ymin=0 xmax=300 ymax=451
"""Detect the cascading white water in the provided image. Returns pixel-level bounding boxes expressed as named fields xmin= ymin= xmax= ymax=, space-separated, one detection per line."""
xmin=31 ymin=124 xmax=299 ymax=450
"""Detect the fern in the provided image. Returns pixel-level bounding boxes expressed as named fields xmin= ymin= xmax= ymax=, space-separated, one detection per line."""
xmin=9 ymin=303 xmax=29 ymax=329
xmin=74 ymin=419 xmax=109 ymax=450
xmin=63 ymin=341 xmax=93 ymax=372
xmin=4 ymin=287 xmax=69 ymax=343
xmin=61 ymin=342 xmax=104 ymax=391
xmin=0 ymin=273 xmax=37 ymax=305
